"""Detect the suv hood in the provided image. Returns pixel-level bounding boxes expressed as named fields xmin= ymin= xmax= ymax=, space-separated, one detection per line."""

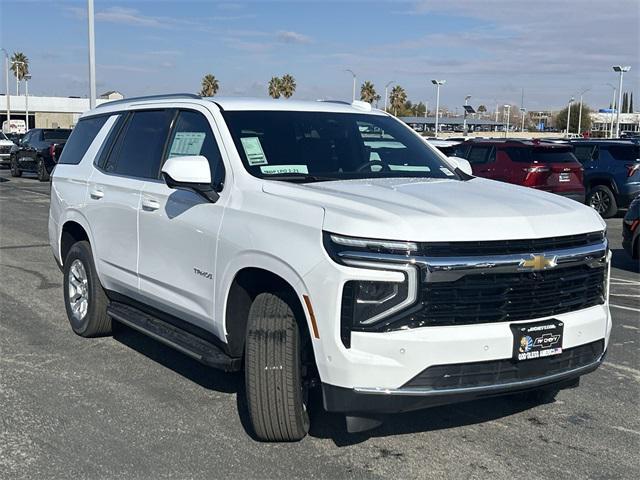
xmin=262 ymin=177 xmax=605 ymax=242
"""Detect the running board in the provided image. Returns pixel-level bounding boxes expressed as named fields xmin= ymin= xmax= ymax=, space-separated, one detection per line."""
xmin=107 ymin=302 xmax=241 ymax=372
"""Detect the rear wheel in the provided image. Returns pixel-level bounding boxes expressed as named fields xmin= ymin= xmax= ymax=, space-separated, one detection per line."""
xmin=63 ymin=241 xmax=112 ymax=337
xmin=10 ymin=156 xmax=21 ymax=177
xmin=245 ymin=292 xmax=311 ymax=442
xmin=37 ymin=158 xmax=50 ymax=182
xmin=587 ymin=185 xmax=617 ymax=218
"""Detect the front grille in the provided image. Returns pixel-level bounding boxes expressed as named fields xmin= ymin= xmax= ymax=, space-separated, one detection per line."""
xmin=419 ymin=231 xmax=604 ymax=257
xmin=416 ymin=264 xmax=605 ymax=327
xmin=402 ymin=340 xmax=604 ymax=390
xmin=0 ymin=145 xmax=11 ymax=154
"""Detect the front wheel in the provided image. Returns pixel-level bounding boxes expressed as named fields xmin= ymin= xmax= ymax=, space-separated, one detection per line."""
xmin=587 ymin=185 xmax=617 ymax=218
xmin=37 ymin=158 xmax=50 ymax=182
xmin=245 ymin=292 xmax=311 ymax=442
xmin=10 ymin=156 xmax=21 ymax=177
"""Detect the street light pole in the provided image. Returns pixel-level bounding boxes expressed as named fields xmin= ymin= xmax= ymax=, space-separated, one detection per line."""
xmin=384 ymin=80 xmax=393 ymax=112
xmin=345 ymin=69 xmax=356 ymax=102
xmin=0 ymin=48 xmax=9 ymax=123
xmin=88 ymin=0 xmax=97 ymax=109
xmin=431 ymin=80 xmax=445 ymax=138
xmin=462 ymin=94 xmax=471 ymax=134
xmin=12 ymin=61 xmax=25 ymax=96
xmin=606 ymin=83 xmax=617 ymax=139
xmin=503 ymin=105 xmax=511 ymax=138
xmin=577 ymin=88 xmax=590 ymax=137
xmin=613 ymin=65 xmax=630 ymax=138
xmin=24 ymin=73 xmax=31 ymax=130
xmin=566 ymin=97 xmax=574 ymax=136
xmin=520 ymin=107 xmax=526 ymax=132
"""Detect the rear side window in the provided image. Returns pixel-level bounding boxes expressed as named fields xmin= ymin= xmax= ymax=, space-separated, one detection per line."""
xmin=607 ymin=145 xmax=640 ymax=161
xmin=43 ymin=129 xmax=72 ymax=142
xmin=106 ymin=109 xmax=174 ymax=179
xmin=165 ymin=110 xmax=225 ymax=187
xmin=467 ymin=146 xmax=494 ymax=164
xmin=58 ymin=117 xmax=108 ymax=165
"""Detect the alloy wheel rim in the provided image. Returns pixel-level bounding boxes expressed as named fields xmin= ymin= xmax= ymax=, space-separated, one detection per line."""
xmin=68 ymin=259 xmax=89 ymax=321
xmin=589 ymin=191 xmax=610 ymax=214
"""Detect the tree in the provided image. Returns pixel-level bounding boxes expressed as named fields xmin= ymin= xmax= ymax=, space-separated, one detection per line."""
xmin=268 ymin=77 xmax=282 ymax=99
xmin=630 ymin=92 xmax=634 ymax=113
xmin=279 ymin=74 xmax=296 ymax=98
xmin=198 ymin=74 xmax=219 ymax=97
xmin=622 ymin=92 xmax=628 ymax=113
xmin=360 ymin=81 xmax=377 ymax=104
xmin=477 ymin=104 xmax=487 ymax=114
xmin=389 ymin=85 xmax=407 ymax=116
xmin=10 ymin=51 xmax=29 ymax=82
xmin=554 ymin=103 xmax=592 ymax=134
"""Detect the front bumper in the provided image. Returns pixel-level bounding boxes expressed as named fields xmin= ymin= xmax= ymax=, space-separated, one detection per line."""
xmin=0 ymin=153 xmax=10 ymax=165
xmin=322 ymin=343 xmax=604 ymax=414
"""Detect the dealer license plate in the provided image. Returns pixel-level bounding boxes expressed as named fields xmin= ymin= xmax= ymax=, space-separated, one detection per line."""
xmin=559 ymin=172 xmax=571 ymax=182
xmin=511 ymin=320 xmax=564 ymax=361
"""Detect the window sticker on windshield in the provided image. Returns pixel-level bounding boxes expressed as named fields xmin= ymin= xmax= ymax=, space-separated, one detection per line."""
xmin=169 ymin=132 xmax=206 ymax=158
xmin=388 ymin=165 xmax=431 ymax=172
xmin=260 ymin=165 xmax=309 ymax=175
xmin=241 ymin=136 xmax=268 ymax=166
xmin=440 ymin=167 xmax=455 ymax=176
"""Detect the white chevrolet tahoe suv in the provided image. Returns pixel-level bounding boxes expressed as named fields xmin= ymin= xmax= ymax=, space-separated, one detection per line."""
xmin=49 ymin=94 xmax=611 ymax=441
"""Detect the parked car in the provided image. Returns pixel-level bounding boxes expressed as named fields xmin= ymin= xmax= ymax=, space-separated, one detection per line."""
xmin=2 ymin=119 xmax=26 ymax=135
xmin=10 ymin=128 xmax=72 ymax=181
xmin=0 ymin=132 xmax=14 ymax=167
xmin=623 ymin=195 xmax=640 ymax=259
xmin=49 ymin=94 xmax=609 ymax=441
xmin=425 ymin=138 xmax=462 ymax=156
xmin=454 ymin=139 xmax=585 ymax=202
xmin=568 ymin=140 xmax=640 ymax=218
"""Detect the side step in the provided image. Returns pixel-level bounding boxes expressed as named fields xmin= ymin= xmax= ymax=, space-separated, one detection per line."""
xmin=107 ymin=302 xmax=241 ymax=372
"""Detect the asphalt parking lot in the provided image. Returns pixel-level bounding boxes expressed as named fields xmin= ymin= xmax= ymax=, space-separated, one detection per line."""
xmin=1 ymin=169 xmax=638 ymax=480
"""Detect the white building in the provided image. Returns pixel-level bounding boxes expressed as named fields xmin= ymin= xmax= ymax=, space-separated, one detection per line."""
xmin=0 ymin=94 xmax=114 ymax=129
xmin=590 ymin=112 xmax=640 ymax=136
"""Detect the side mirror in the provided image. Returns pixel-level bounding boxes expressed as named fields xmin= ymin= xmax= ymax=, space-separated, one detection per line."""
xmin=161 ymin=155 xmax=219 ymax=203
xmin=448 ymin=156 xmax=473 ymax=176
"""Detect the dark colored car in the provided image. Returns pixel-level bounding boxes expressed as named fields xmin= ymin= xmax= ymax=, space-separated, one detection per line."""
xmin=623 ymin=195 xmax=640 ymax=259
xmin=454 ymin=139 xmax=585 ymax=202
xmin=10 ymin=128 xmax=72 ymax=181
xmin=569 ymin=140 xmax=640 ymax=218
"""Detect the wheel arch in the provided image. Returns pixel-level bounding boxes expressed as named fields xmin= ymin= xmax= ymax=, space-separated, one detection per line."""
xmin=59 ymin=213 xmax=96 ymax=266
xmin=221 ymin=256 xmax=316 ymax=358
xmin=586 ymin=175 xmax=618 ymax=194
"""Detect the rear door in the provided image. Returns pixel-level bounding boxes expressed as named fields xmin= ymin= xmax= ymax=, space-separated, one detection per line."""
xmin=17 ymin=130 xmax=37 ymax=170
xmin=466 ymin=145 xmax=497 ymax=179
xmin=85 ymin=109 xmax=175 ymax=298
xmin=137 ymin=106 xmax=228 ymax=332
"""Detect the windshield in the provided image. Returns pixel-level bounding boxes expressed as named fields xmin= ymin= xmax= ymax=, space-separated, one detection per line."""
xmin=222 ymin=111 xmax=458 ymax=181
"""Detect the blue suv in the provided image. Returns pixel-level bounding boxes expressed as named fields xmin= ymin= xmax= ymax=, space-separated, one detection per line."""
xmin=570 ymin=140 xmax=640 ymax=218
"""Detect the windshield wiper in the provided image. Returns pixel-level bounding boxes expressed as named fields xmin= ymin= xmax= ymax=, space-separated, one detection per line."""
xmin=263 ymin=174 xmax=338 ymax=183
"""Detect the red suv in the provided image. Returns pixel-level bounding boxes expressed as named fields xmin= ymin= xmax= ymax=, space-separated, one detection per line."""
xmin=455 ymin=140 xmax=585 ymax=203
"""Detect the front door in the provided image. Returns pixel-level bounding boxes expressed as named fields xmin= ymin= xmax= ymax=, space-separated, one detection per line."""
xmin=137 ymin=107 xmax=228 ymax=333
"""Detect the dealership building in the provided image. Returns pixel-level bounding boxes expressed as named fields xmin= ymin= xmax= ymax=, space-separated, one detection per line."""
xmin=0 ymin=91 xmax=123 ymax=129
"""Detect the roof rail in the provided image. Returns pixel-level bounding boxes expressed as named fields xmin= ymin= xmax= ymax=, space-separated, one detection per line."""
xmin=317 ymin=100 xmax=351 ymax=105
xmin=96 ymin=93 xmax=201 ymax=109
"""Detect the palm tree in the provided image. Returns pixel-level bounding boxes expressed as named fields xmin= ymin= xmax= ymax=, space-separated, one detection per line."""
xmin=389 ymin=85 xmax=407 ymax=116
xmin=10 ymin=52 xmax=29 ymax=90
xmin=199 ymin=74 xmax=219 ymax=97
xmin=268 ymin=76 xmax=282 ymax=99
xmin=279 ymin=74 xmax=296 ymax=98
xmin=360 ymin=81 xmax=377 ymax=104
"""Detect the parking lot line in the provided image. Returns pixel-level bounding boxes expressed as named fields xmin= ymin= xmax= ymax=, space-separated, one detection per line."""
xmin=610 ymin=304 xmax=640 ymax=313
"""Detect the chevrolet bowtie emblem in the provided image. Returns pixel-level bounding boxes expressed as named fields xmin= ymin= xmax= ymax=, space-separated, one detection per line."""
xmin=519 ymin=254 xmax=558 ymax=271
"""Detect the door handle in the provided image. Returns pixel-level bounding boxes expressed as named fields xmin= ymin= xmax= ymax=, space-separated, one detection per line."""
xmin=89 ymin=188 xmax=104 ymax=200
xmin=141 ymin=197 xmax=160 ymax=211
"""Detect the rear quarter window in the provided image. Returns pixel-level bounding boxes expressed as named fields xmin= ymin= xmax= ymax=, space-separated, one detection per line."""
xmin=58 ymin=116 xmax=108 ymax=165
xmin=607 ymin=145 xmax=640 ymax=161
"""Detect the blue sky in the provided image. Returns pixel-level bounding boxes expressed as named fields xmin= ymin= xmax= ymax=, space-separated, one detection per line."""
xmin=1 ymin=0 xmax=638 ymax=111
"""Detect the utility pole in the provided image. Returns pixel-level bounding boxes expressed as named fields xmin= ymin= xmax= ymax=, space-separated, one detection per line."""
xmin=384 ymin=80 xmax=393 ymax=112
xmin=24 ymin=73 xmax=31 ymax=130
xmin=503 ymin=104 xmax=511 ymax=138
xmin=462 ymin=94 xmax=471 ymax=134
xmin=431 ymin=79 xmax=446 ymax=138
xmin=606 ymin=84 xmax=617 ymax=139
xmin=1 ymin=48 xmax=9 ymax=123
xmin=566 ymin=97 xmax=574 ymax=136
xmin=88 ymin=0 xmax=97 ymax=109
xmin=577 ymin=88 xmax=590 ymax=137
xmin=613 ymin=66 xmax=630 ymax=138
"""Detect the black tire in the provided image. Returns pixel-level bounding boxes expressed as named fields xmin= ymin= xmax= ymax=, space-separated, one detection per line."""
xmin=37 ymin=158 xmax=50 ymax=182
xmin=63 ymin=240 xmax=112 ymax=337
xmin=245 ymin=292 xmax=310 ymax=442
xmin=587 ymin=185 xmax=617 ymax=218
xmin=10 ymin=156 xmax=21 ymax=177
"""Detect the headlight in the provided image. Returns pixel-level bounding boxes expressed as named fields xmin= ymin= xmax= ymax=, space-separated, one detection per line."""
xmin=324 ymin=231 xmax=420 ymax=347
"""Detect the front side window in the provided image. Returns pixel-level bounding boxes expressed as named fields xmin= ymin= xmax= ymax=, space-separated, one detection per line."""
xmin=467 ymin=146 xmax=493 ymax=164
xmin=222 ymin=111 xmax=459 ymax=181
xmin=106 ymin=109 xmax=174 ymax=179
xmin=572 ymin=145 xmax=596 ymax=164
xmin=165 ymin=110 xmax=225 ymax=187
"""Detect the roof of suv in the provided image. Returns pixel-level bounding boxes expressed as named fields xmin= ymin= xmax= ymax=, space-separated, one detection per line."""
xmin=91 ymin=94 xmax=386 ymax=116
